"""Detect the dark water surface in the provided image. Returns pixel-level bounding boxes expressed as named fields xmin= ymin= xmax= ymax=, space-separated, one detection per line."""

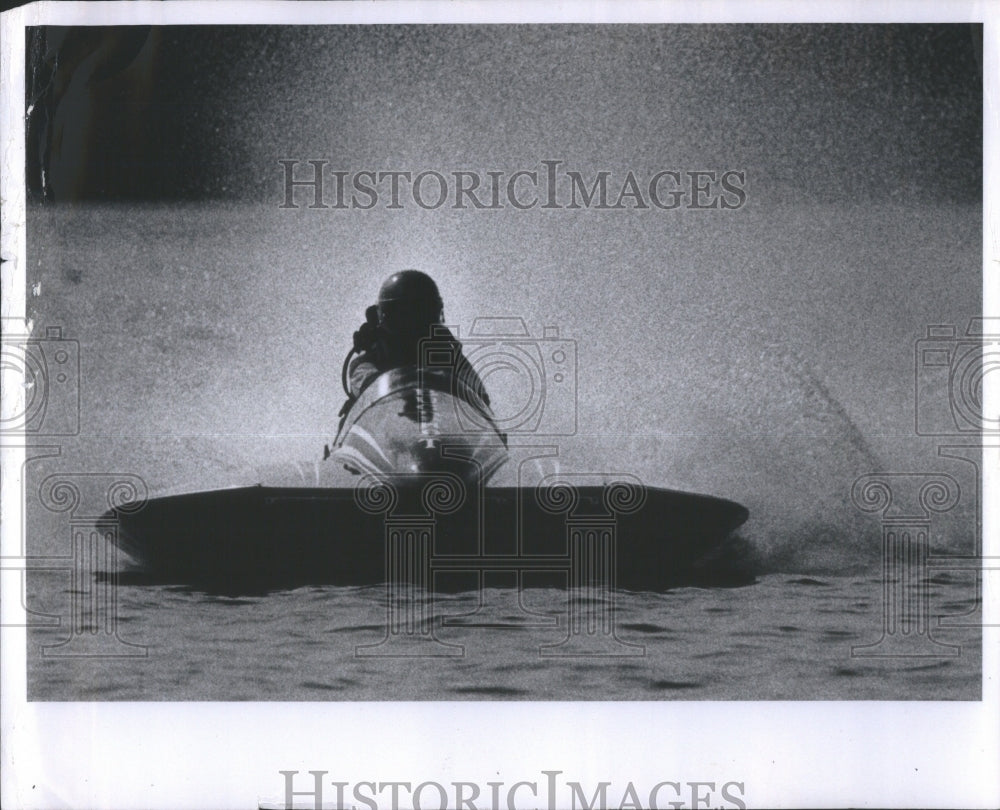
xmin=26 ymin=571 xmax=981 ymax=700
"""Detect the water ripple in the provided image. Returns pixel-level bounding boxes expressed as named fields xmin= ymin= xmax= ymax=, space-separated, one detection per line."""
xmin=451 ymin=685 xmax=530 ymax=697
xmin=648 ymin=680 xmax=703 ymax=690
xmin=620 ymin=622 xmax=670 ymax=634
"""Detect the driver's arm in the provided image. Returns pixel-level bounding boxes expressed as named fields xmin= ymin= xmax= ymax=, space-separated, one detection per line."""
xmin=348 ymin=352 xmax=380 ymax=398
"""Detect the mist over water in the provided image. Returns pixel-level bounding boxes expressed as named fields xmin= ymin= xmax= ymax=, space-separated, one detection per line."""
xmin=20 ymin=24 xmax=982 ymax=582
xmin=25 ymin=198 xmax=980 ymax=577
xmin=718 ymin=352 xmax=886 ymax=574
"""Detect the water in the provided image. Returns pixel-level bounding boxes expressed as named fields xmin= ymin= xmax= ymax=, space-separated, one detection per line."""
xmin=19 ymin=202 xmax=982 ymax=701
xmin=25 ymin=574 xmax=981 ymax=701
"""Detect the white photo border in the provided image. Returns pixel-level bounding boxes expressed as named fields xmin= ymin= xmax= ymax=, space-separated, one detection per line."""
xmin=2 ymin=2 xmax=997 ymax=808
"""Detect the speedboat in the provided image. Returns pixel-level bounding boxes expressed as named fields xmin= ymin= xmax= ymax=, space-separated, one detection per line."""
xmin=106 ymin=366 xmax=752 ymax=590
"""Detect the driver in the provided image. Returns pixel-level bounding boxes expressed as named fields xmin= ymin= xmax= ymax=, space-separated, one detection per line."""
xmin=344 ymin=269 xmax=491 ymax=407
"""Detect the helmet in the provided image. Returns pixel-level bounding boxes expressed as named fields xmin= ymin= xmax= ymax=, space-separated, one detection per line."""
xmin=376 ymin=270 xmax=444 ymax=335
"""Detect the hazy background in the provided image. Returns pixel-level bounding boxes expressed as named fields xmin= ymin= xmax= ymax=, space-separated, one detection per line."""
xmin=24 ymin=24 xmax=983 ymax=573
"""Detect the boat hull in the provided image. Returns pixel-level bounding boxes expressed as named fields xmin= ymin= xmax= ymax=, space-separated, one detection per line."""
xmin=106 ymin=369 xmax=754 ymax=591
xmin=107 ymin=483 xmax=753 ymax=591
